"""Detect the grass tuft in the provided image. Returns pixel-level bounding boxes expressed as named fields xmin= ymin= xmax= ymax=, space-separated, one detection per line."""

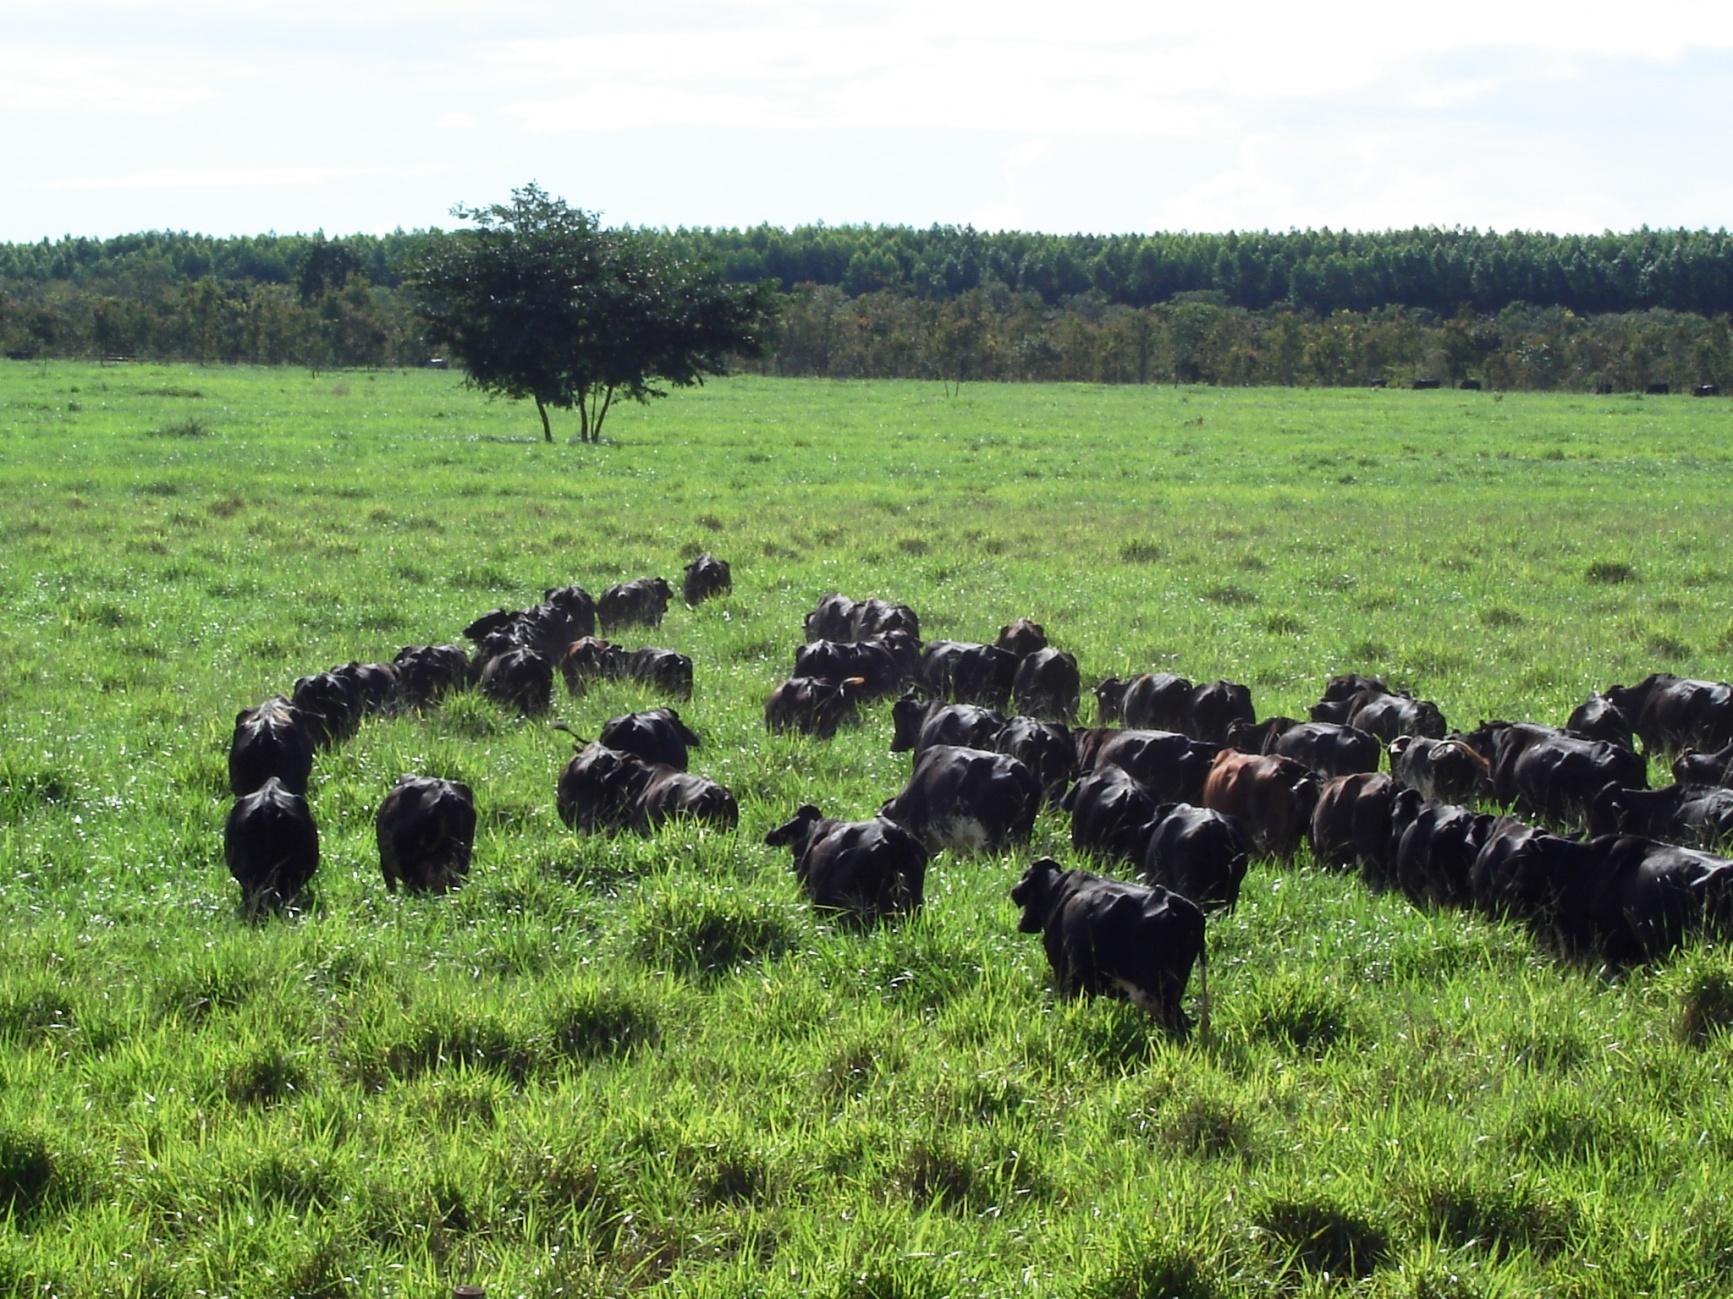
xmin=149 ymin=416 xmax=213 ymax=438
xmin=1254 ymin=1193 xmax=1390 ymax=1279
xmin=1586 ymin=560 xmax=1638 ymax=584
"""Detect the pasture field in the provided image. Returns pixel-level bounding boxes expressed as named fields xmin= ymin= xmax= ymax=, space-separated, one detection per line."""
xmin=4 ymin=362 xmax=1733 ymax=1297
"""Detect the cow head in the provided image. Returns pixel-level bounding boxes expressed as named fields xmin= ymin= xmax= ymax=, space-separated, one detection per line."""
xmin=1010 ymin=857 xmax=1066 ymax=932
xmin=1094 ymin=678 xmax=1130 ymax=725
xmin=995 ymin=618 xmax=1047 ymax=658
xmin=765 ymin=803 xmax=823 ymax=850
xmin=653 ymin=707 xmax=703 ymax=749
xmin=889 ymin=691 xmax=928 ymax=752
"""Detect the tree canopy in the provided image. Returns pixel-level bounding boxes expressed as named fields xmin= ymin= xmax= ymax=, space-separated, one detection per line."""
xmin=407 ymin=184 xmax=775 ymax=442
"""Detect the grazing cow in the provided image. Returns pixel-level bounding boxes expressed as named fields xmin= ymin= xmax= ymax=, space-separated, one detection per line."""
xmin=1503 ymin=731 xmax=1647 ymax=827
xmin=1094 ymin=674 xmax=1253 ymax=742
xmin=1076 ymin=728 xmax=1221 ymax=805
xmin=1675 ymin=740 xmax=1733 ymax=788
xmin=599 ymin=577 xmax=673 ymax=631
xmin=1335 ymin=690 xmax=1448 ymax=743
xmin=993 ymin=716 xmax=1076 ymax=805
xmin=803 ymin=593 xmax=921 ymax=643
xmin=881 ymin=745 xmax=1042 ymax=853
xmin=995 ymin=618 xmax=1048 ymax=658
xmin=681 ymin=554 xmax=731 ymax=606
xmin=889 ymin=692 xmax=1006 ymax=754
xmin=1587 ymin=783 xmax=1733 ymax=849
xmin=1369 ymin=378 xmax=1388 ymax=389
xmin=1141 ymin=803 xmax=1250 ymax=911
xmin=1012 ymin=647 xmax=1081 ymax=722
xmin=1604 ymin=673 xmax=1733 ymax=755
xmin=1594 ymin=836 xmax=1733 ymax=961
xmin=1696 ymin=384 xmax=1722 ymax=398
xmin=802 ymin=593 xmax=858 ymax=642
xmin=1319 ymin=672 xmax=1393 ymax=703
xmin=765 ymin=804 xmax=926 ymax=921
xmin=1201 ymin=749 xmax=1320 ymax=859
xmin=1309 ymin=773 xmax=1423 ymax=886
xmin=561 ymin=637 xmax=693 ymax=699
xmin=919 ymin=641 xmax=1019 ymax=709
xmin=466 ymin=597 xmax=592 ymax=663
xmin=542 ymin=583 xmax=599 ymax=636
xmin=1413 ymin=378 xmax=1442 ymax=390
xmin=1460 ymin=378 xmax=1482 ymax=391
xmin=635 ymin=765 xmax=739 ymax=833
xmin=290 ymin=670 xmax=363 ymax=748
xmin=1395 ymin=802 xmax=1497 ymax=910
xmin=224 ymin=777 xmax=319 ymax=914
xmin=1388 ymin=735 xmax=1491 ymax=805
xmin=555 ymin=743 xmax=649 ymax=834
xmin=333 ymin=661 xmax=400 ymax=716
xmin=228 ymin=697 xmax=316 ymax=797
xmin=393 ymin=644 xmax=471 ymax=708
xmin=794 ymin=636 xmax=913 ymax=698
xmin=1011 ymin=858 xmax=1206 ymax=1033
xmin=1061 ymin=765 xmax=1162 ymax=865
xmin=1565 ymin=693 xmax=1637 ymax=749
xmin=1226 ymin=718 xmax=1380 ymax=778
xmin=598 ymin=707 xmax=702 ymax=770
xmin=765 ymin=676 xmax=863 ymax=739
xmin=375 ymin=775 xmax=476 ymax=894
xmin=478 ymin=645 xmax=554 ymax=715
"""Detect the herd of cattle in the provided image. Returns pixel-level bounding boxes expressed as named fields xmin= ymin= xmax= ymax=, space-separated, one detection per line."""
xmin=224 ymin=565 xmax=1733 ymax=1034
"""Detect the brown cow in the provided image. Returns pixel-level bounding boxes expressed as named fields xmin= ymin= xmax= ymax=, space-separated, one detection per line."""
xmin=1201 ymin=749 xmax=1321 ymax=859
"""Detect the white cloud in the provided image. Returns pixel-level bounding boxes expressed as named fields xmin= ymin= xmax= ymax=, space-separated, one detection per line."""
xmin=29 ymin=167 xmax=367 ymax=192
xmin=0 ymin=48 xmax=238 ymax=113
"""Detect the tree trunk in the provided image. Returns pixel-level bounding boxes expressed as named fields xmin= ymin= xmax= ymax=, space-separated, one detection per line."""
xmin=592 ymin=386 xmax=615 ymax=440
xmin=577 ymin=392 xmax=591 ymax=443
xmin=535 ymin=396 xmax=552 ymax=443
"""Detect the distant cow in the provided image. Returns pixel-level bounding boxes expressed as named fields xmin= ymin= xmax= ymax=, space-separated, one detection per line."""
xmin=993 ymin=716 xmax=1076 ymax=805
xmin=1388 ymin=735 xmax=1490 ymax=805
xmin=681 ymin=554 xmax=731 ymax=606
xmin=1309 ymin=773 xmax=1423 ymax=888
xmin=1394 ymin=801 xmax=1497 ymax=910
xmin=1011 ymin=858 xmax=1207 ymax=1033
xmin=804 ymin=593 xmax=921 ymax=643
xmin=1095 ymin=674 xmax=1254 ymax=743
xmin=1565 ymin=693 xmax=1637 ymax=750
xmin=1502 ymin=730 xmax=1647 ymax=827
xmin=794 ymin=635 xmax=915 ymax=698
xmin=1604 ymin=673 xmax=1733 ymax=755
xmin=1587 ymin=783 xmax=1733 ymax=849
xmin=1201 ymin=749 xmax=1320 ymax=859
xmin=1141 ymin=803 xmax=1250 ymax=911
xmin=634 ymin=765 xmax=739 ymax=833
xmin=1412 ymin=378 xmax=1442 ymax=390
xmin=556 ymin=742 xmax=650 ymax=834
xmin=1075 ymin=728 xmax=1221 ymax=805
xmin=881 ymin=745 xmax=1042 ymax=853
xmin=376 ymin=775 xmax=476 ymax=894
xmin=889 ymin=692 xmax=1006 ymax=754
xmin=766 ymin=805 xmax=927 ymax=921
xmin=1460 ymin=379 xmax=1482 ymax=391
xmin=290 ymin=670 xmax=362 ymax=749
xmin=1226 ymin=717 xmax=1380 ymax=778
xmin=333 ymin=661 xmax=400 ymax=716
xmin=1061 ymin=765 xmax=1162 ymax=865
xmin=393 ymin=644 xmax=470 ymax=708
xmin=599 ymin=577 xmax=673 ymax=630
xmin=765 ymin=676 xmax=863 ymax=739
xmin=1675 ymin=741 xmax=1733 ymax=788
xmin=1646 ymin=382 xmax=1670 ymax=395
xmin=1695 ymin=384 xmax=1722 ymax=398
xmin=919 ymin=641 xmax=1018 ymax=710
xmin=1012 ymin=647 xmax=1081 ymax=722
xmin=229 ymin=697 xmax=316 ymax=797
xmin=224 ymin=777 xmax=319 ymax=915
xmin=561 ymin=637 xmax=693 ymax=699
xmin=995 ymin=618 xmax=1048 ymax=658
xmin=1311 ymin=683 xmax=1447 ymax=742
xmin=598 ymin=707 xmax=702 ymax=770
xmin=478 ymin=645 xmax=554 ymax=715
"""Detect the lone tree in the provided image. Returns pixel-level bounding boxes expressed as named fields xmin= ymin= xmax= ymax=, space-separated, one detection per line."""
xmin=409 ymin=183 xmax=776 ymax=442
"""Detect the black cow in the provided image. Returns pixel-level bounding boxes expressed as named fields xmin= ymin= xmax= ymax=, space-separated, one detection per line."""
xmin=1587 ymin=783 xmax=1733 ymax=849
xmin=993 ymin=716 xmax=1076 ymax=805
xmin=224 ymin=777 xmax=319 ymax=915
xmin=542 ymin=584 xmax=599 ymax=638
xmin=681 ymin=554 xmax=731 ymax=606
xmin=1061 ymin=765 xmax=1161 ymax=865
xmin=599 ymin=577 xmax=673 ymax=630
xmin=881 ymin=745 xmax=1042 ymax=853
xmin=801 ymin=594 xmax=859 ymax=642
xmin=1675 ymin=741 xmax=1733 ymax=788
xmin=766 ymin=677 xmax=862 ymax=739
xmin=393 ymin=644 xmax=470 ymax=708
xmin=598 ymin=707 xmax=702 ymax=770
xmin=466 ymin=597 xmax=591 ymax=663
xmin=376 ymin=775 xmax=476 ymax=894
xmin=1565 ymin=693 xmax=1637 ymax=749
xmin=1012 ymin=647 xmax=1081 ymax=722
xmin=1394 ymin=802 xmax=1496 ymax=910
xmin=290 ymin=670 xmax=363 ymax=748
xmin=1504 ymin=731 xmax=1647 ymax=827
xmin=478 ymin=645 xmax=554 ymax=715
xmin=1141 ymin=804 xmax=1250 ymax=911
xmin=1094 ymin=674 xmax=1254 ymax=743
xmin=561 ymin=637 xmax=693 ymax=699
xmin=1011 ymin=858 xmax=1206 ymax=1033
xmin=995 ymin=618 xmax=1048 ymax=658
xmin=1201 ymin=749 xmax=1321 ymax=860
xmin=919 ymin=641 xmax=1018 ymax=709
xmin=889 ymin=692 xmax=1006 ymax=754
xmin=1604 ymin=673 xmax=1733 ymax=755
xmin=1226 ymin=718 xmax=1380 ymax=778
xmin=635 ymin=765 xmax=739 ymax=833
xmin=1460 ymin=378 xmax=1482 ymax=391
xmin=1696 ymin=384 xmax=1722 ymax=398
xmin=1336 ymin=691 xmax=1448 ymax=743
xmin=1309 ymin=773 xmax=1422 ymax=886
xmin=228 ymin=697 xmax=315 ymax=797
xmin=332 ymin=661 xmax=400 ymax=716
xmin=1075 ymin=728 xmax=1221 ymax=805
xmin=1413 ymin=378 xmax=1442 ymax=390
xmin=794 ymin=635 xmax=915 ymax=698
xmin=1388 ymin=735 xmax=1491 ymax=805
xmin=804 ymin=593 xmax=921 ymax=643
xmin=555 ymin=743 xmax=649 ymax=834
xmin=765 ymin=805 xmax=927 ymax=921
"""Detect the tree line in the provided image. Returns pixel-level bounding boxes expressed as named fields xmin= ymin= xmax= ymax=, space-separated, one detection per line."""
xmin=4 ymin=222 xmax=1733 ymax=391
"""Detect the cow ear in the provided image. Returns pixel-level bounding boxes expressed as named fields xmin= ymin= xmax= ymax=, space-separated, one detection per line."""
xmin=1388 ymin=735 xmax=1411 ymax=758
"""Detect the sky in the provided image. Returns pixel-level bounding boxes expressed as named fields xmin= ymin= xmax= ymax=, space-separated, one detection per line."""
xmin=6 ymin=0 xmax=1733 ymax=243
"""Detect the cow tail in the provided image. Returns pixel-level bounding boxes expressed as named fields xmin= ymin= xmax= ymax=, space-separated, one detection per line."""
xmin=1194 ymin=934 xmax=1211 ymax=1041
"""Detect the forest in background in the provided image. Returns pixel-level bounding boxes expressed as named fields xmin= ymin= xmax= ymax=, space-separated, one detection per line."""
xmin=3 ymin=224 xmax=1732 ymax=390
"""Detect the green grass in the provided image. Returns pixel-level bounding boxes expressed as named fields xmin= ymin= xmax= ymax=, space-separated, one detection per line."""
xmin=3 ymin=361 xmax=1733 ymax=1295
